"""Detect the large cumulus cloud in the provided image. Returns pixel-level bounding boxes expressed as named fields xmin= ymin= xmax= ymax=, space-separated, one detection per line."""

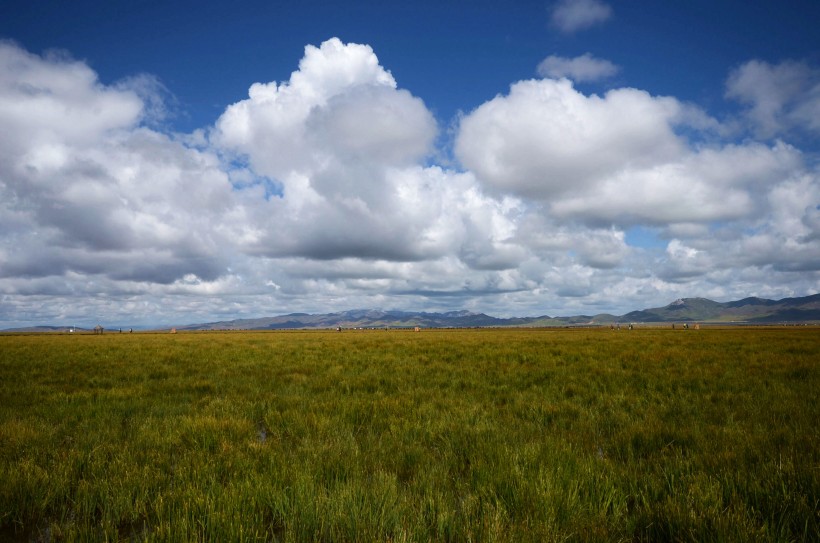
xmin=456 ymin=78 xmax=686 ymax=200
xmin=212 ymin=38 xmax=518 ymax=266
xmin=0 ymin=41 xmax=239 ymax=292
xmin=455 ymin=75 xmax=819 ymax=276
xmin=455 ymin=71 xmax=820 ymax=310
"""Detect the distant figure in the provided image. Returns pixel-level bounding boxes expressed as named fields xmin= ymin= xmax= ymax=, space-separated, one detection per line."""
xmin=672 ymin=324 xmax=675 ymax=330
xmin=337 ymin=326 xmax=342 ymax=332
xmin=93 ymin=325 xmax=104 ymax=335
xmin=414 ymin=326 xmax=420 ymax=332
xmin=119 ymin=328 xmax=122 ymax=333
xmin=170 ymin=328 xmax=177 ymax=334
xmin=129 ymin=328 xmax=133 ymax=333
xmin=694 ymin=323 xmax=700 ymax=330
xmin=628 ymin=323 xmax=634 ymax=330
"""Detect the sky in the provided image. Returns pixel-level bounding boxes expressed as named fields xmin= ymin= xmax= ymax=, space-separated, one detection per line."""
xmin=1 ymin=0 xmax=819 ymax=328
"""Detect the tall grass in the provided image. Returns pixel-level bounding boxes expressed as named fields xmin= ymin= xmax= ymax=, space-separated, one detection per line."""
xmin=0 ymin=328 xmax=818 ymax=541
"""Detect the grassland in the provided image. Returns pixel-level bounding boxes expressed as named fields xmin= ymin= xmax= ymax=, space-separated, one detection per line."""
xmin=0 ymin=327 xmax=818 ymax=542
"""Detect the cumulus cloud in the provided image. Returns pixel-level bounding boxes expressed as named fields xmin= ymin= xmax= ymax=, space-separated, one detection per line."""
xmin=726 ymin=59 xmax=820 ymax=138
xmin=213 ymin=38 xmax=409 ymax=176
xmin=550 ymin=0 xmax=612 ymax=33
xmin=1 ymin=38 xmax=819 ymax=328
xmin=0 ymin=41 xmax=238 ymax=289
xmin=456 ymin=78 xmax=685 ymax=200
xmin=0 ymin=42 xmax=142 ymax=150
xmin=1 ymin=38 xmax=536 ymax=327
xmin=455 ymin=77 xmax=805 ymax=229
xmin=212 ymin=37 xmax=522 ymax=269
xmin=455 ymin=72 xmax=819 ymax=301
xmin=515 ymin=218 xmax=630 ymax=269
xmin=537 ymin=53 xmax=619 ymax=82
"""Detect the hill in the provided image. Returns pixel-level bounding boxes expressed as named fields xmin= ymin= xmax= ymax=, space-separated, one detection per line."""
xmin=5 ymin=294 xmax=819 ymax=332
xmin=176 ymin=294 xmax=820 ymax=330
xmin=177 ymin=309 xmax=546 ymax=331
xmin=621 ymin=294 xmax=820 ymax=323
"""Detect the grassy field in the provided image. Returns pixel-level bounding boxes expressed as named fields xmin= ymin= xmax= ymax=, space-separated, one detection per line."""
xmin=0 ymin=327 xmax=818 ymax=542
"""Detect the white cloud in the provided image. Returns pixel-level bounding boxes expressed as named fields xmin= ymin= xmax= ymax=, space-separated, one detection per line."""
xmin=212 ymin=38 xmax=408 ymax=178
xmin=454 ymin=72 xmax=820 ymax=302
xmin=212 ymin=38 xmax=522 ymax=269
xmin=726 ymin=59 xmax=820 ymax=138
xmin=0 ymin=41 xmax=239 ymax=289
xmin=455 ymin=77 xmax=806 ymax=230
xmin=537 ymin=53 xmax=619 ymax=82
xmin=309 ymin=85 xmax=435 ymax=165
xmin=456 ymin=78 xmax=685 ymax=200
xmin=1 ymin=39 xmax=819 ymax=329
xmin=515 ymin=217 xmax=629 ymax=269
xmin=550 ymin=142 xmax=802 ymax=226
xmin=550 ymin=0 xmax=612 ymax=33
xmin=0 ymin=42 xmax=142 ymax=150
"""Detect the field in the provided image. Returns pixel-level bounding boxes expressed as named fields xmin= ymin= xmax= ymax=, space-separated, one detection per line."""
xmin=0 ymin=327 xmax=818 ymax=542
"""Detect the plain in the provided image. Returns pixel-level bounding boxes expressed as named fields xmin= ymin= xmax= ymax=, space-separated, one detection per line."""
xmin=0 ymin=327 xmax=818 ymax=542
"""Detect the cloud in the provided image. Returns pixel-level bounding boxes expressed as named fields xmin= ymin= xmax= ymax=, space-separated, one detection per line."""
xmin=0 ymin=41 xmax=142 ymax=150
xmin=115 ymin=73 xmax=177 ymax=127
xmin=537 ymin=53 xmax=619 ymax=82
xmin=455 ymin=73 xmax=819 ymax=301
xmin=726 ymin=59 xmax=820 ymax=138
xmin=1 ymin=38 xmax=819 ymax=328
xmin=455 ymin=77 xmax=805 ymax=229
xmin=212 ymin=38 xmax=522 ymax=269
xmin=515 ymin=219 xmax=629 ymax=269
xmin=455 ymin=78 xmax=685 ymax=200
xmin=0 ymin=41 xmax=238 ymax=288
xmin=550 ymin=0 xmax=612 ymax=33
xmin=213 ymin=38 xmax=407 ymax=177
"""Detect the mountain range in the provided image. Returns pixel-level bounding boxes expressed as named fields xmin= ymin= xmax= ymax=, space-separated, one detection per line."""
xmin=4 ymin=294 xmax=819 ymax=332
xmin=178 ymin=294 xmax=820 ymax=331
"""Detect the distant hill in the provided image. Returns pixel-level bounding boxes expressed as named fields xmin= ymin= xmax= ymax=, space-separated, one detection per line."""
xmin=177 ymin=309 xmax=547 ymax=331
xmin=176 ymin=294 xmax=820 ymax=330
xmin=621 ymin=294 xmax=820 ymax=323
xmin=5 ymin=294 xmax=819 ymax=332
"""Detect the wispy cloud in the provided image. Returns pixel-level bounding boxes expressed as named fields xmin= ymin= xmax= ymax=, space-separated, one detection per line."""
xmin=726 ymin=59 xmax=820 ymax=138
xmin=537 ymin=53 xmax=619 ymax=82
xmin=550 ymin=0 xmax=612 ymax=33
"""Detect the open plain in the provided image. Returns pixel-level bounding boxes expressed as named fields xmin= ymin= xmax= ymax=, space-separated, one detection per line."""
xmin=0 ymin=327 xmax=818 ymax=542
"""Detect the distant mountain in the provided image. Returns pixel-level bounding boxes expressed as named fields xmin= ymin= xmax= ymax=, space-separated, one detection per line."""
xmin=176 ymin=294 xmax=820 ymax=330
xmin=5 ymin=294 xmax=819 ymax=332
xmin=621 ymin=294 xmax=820 ymax=323
xmin=177 ymin=309 xmax=544 ymax=330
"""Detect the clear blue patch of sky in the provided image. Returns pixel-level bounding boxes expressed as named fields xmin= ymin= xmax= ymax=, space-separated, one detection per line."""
xmin=625 ymin=226 xmax=667 ymax=250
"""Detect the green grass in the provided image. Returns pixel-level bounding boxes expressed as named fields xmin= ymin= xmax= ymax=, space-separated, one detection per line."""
xmin=0 ymin=328 xmax=818 ymax=541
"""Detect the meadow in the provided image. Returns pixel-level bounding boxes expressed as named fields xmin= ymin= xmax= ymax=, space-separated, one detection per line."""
xmin=0 ymin=327 xmax=817 ymax=542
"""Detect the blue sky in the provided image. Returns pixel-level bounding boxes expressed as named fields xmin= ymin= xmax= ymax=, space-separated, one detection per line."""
xmin=1 ymin=0 xmax=819 ymax=327
xmin=5 ymin=1 xmax=819 ymax=132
